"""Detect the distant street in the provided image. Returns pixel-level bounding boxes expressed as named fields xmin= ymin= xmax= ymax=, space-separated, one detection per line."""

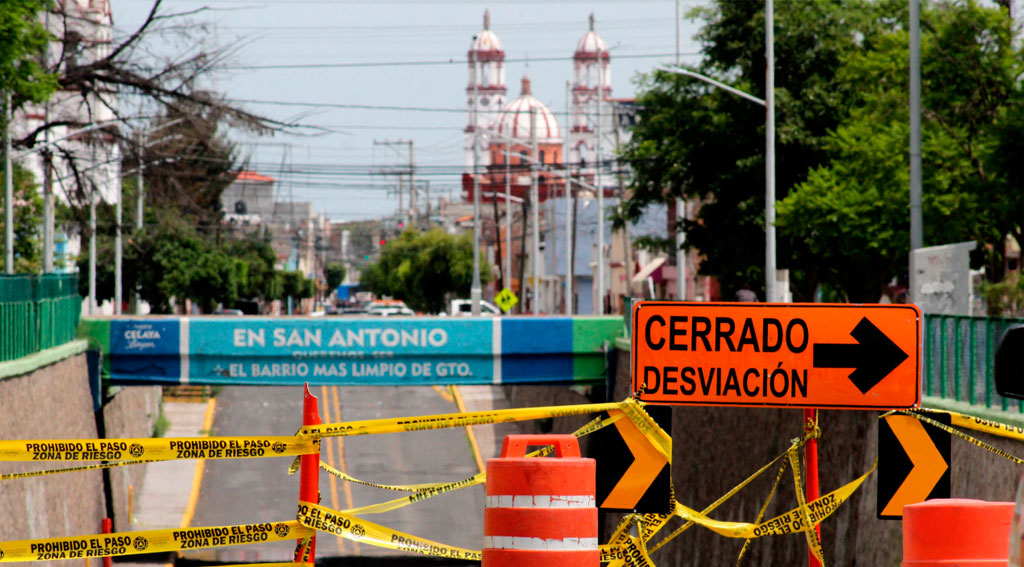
xmin=185 ymin=385 xmax=508 ymax=563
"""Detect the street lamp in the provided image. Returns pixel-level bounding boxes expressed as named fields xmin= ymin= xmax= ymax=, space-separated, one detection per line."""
xmin=654 ymin=64 xmax=777 ymax=302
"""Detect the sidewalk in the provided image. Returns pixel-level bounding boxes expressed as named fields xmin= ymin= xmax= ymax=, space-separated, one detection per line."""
xmin=117 ymin=399 xmax=212 ymax=565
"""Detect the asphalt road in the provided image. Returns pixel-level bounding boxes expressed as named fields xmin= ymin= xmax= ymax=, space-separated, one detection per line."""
xmin=186 ymin=385 xmax=496 ymax=563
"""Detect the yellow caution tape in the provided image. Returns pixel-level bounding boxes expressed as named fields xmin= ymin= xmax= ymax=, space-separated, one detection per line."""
xmin=0 ymin=436 xmax=318 ymax=462
xmin=333 ymin=413 xmax=623 ymax=516
xmin=621 ymin=400 xmax=672 ymax=461
xmin=297 ymin=501 xmax=481 ymax=561
xmin=788 ymin=447 xmax=825 ymax=566
xmin=672 ymin=460 xmax=876 ymax=539
xmin=648 ymin=440 xmax=798 ymax=554
xmin=737 ymin=457 xmax=789 ymax=565
xmin=298 ymin=401 xmax=624 ymax=438
xmin=622 ymin=536 xmax=656 ymax=567
xmin=319 ymin=461 xmax=464 ymax=492
xmin=0 ymin=521 xmax=311 ymax=562
xmin=0 ymin=460 xmax=158 ymax=480
xmin=887 ymin=409 xmax=1024 ymax=465
xmin=339 ymin=472 xmax=486 ymax=515
xmin=217 ymin=560 xmax=309 ymax=564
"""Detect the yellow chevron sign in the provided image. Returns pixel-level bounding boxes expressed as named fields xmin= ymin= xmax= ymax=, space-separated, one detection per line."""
xmin=878 ymin=413 xmax=950 ymax=518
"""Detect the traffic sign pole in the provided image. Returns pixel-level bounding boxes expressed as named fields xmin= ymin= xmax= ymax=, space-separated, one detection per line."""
xmin=804 ymin=408 xmax=821 ymax=567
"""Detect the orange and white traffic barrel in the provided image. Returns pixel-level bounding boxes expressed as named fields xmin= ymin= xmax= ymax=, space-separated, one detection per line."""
xmin=904 ymin=498 xmax=1014 ymax=567
xmin=484 ymin=434 xmax=597 ymax=567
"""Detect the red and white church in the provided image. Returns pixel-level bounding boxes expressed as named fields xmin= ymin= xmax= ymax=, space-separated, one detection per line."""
xmin=460 ymin=11 xmax=616 ymax=204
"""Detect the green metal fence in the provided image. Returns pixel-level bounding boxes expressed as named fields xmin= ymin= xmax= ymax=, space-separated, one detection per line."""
xmin=0 ymin=274 xmax=81 ymax=362
xmin=924 ymin=314 xmax=1024 ymax=412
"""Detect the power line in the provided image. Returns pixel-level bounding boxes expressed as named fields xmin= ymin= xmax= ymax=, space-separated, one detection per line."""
xmin=223 ymin=51 xmax=690 ymax=70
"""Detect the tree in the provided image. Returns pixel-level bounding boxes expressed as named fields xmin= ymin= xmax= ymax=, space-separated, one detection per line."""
xmin=324 ymin=263 xmax=347 ymax=291
xmin=0 ymin=0 xmax=57 ymax=106
xmin=616 ymin=0 xmax=1022 ymax=302
xmin=615 ymin=0 xmax=868 ymax=300
xmin=776 ymin=0 xmax=1023 ymax=301
xmin=360 ymin=228 xmax=492 ymax=314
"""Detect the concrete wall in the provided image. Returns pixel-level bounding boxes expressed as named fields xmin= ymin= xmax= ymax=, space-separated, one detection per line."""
xmin=504 ymin=345 xmax=1024 ymax=566
xmin=0 ymin=354 xmax=105 ymax=567
xmin=0 ymin=352 xmax=162 ymax=565
xmin=101 ymin=385 xmax=162 ymax=532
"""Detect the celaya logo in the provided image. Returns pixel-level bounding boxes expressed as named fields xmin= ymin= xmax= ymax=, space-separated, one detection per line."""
xmin=124 ymin=326 xmax=161 ymax=351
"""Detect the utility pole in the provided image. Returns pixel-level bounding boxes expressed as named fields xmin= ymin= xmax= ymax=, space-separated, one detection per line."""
xmin=614 ymin=104 xmax=632 ymax=311
xmin=423 ymin=179 xmax=431 ymax=225
xmin=3 ymin=92 xmax=12 ymax=274
xmin=675 ymin=0 xmax=686 ymax=301
xmin=135 ymin=132 xmax=144 ymax=313
xmin=471 ymin=55 xmax=482 ymax=316
xmin=765 ymin=0 xmax=778 ymax=303
xmin=115 ymin=147 xmax=123 ymax=314
xmin=42 ymin=9 xmax=53 ymax=273
xmin=595 ymin=49 xmax=605 ymax=314
xmin=505 ymin=137 xmax=512 ymax=295
xmin=374 ymin=139 xmax=415 ymax=226
xmin=530 ymin=107 xmax=541 ymax=313
xmin=564 ymin=80 xmax=573 ymax=315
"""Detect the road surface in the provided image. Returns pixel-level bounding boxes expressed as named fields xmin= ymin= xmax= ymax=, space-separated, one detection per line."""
xmin=185 ymin=385 xmax=516 ymax=563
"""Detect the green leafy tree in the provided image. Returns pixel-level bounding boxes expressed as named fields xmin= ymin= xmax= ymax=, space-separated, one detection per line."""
xmin=615 ymin=0 xmax=869 ymax=300
xmin=360 ymin=228 xmax=492 ymax=314
xmin=324 ymin=262 xmax=347 ymax=291
xmin=617 ymin=0 xmax=1021 ymax=302
xmin=777 ymin=0 xmax=1023 ymax=301
xmin=275 ymin=270 xmax=315 ymax=301
xmin=0 ymin=0 xmax=57 ymax=107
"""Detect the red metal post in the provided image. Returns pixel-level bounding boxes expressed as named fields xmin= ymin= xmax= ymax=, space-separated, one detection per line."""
xmin=296 ymin=384 xmax=321 ymax=564
xmin=804 ymin=408 xmax=821 ymax=567
xmin=102 ymin=517 xmax=112 ymax=567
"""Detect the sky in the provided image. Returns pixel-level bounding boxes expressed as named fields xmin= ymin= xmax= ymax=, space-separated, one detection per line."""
xmin=113 ymin=0 xmax=707 ymax=221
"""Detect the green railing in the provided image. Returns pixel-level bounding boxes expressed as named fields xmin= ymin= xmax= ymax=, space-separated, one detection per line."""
xmin=0 ymin=274 xmax=81 ymax=362
xmin=924 ymin=314 xmax=1024 ymax=412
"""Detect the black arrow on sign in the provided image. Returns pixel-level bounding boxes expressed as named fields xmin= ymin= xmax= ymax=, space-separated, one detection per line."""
xmin=813 ymin=317 xmax=909 ymax=394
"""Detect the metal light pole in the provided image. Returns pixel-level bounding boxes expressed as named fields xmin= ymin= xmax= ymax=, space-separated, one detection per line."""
xmin=654 ymin=65 xmax=774 ymax=302
xmin=909 ymin=0 xmax=922 ymax=252
xmin=470 ymin=51 xmax=482 ymax=316
xmin=675 ymin=0 xmax=686 ymax=301
xmin=765 ymin=0 xmax=777 ymax=303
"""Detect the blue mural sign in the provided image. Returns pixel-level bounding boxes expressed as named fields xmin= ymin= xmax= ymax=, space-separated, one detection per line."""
xmin=109 ymin=319 xmax=181 ymax=383
xmin=189 ymin=318 xmax=495 ymax=385
xmin=82 ymin=316 xmax=622 ymax=386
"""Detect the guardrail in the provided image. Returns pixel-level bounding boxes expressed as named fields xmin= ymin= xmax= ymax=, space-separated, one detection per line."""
xmin=0 ymin=274 xmax=81 ymax=362
xmin=924 ymin=314 xmax=1024 ymax=412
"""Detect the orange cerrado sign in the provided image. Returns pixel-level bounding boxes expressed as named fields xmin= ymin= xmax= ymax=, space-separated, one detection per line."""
xmin=631 ymin=302 xmax=921 ymax=409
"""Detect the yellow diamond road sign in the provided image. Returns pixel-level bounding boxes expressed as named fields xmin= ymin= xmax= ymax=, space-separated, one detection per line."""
xmin=495 ymin=288 xmax=518 ymax=313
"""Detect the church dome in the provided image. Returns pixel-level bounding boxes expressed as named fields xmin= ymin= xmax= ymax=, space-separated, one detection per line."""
xmin=494 ymin=77 xmax=561 ymax=143
xmin=470 ymin=10 xmax=503 ymax=53
xmin=575 ymin=14 xmax=608 ymax=58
